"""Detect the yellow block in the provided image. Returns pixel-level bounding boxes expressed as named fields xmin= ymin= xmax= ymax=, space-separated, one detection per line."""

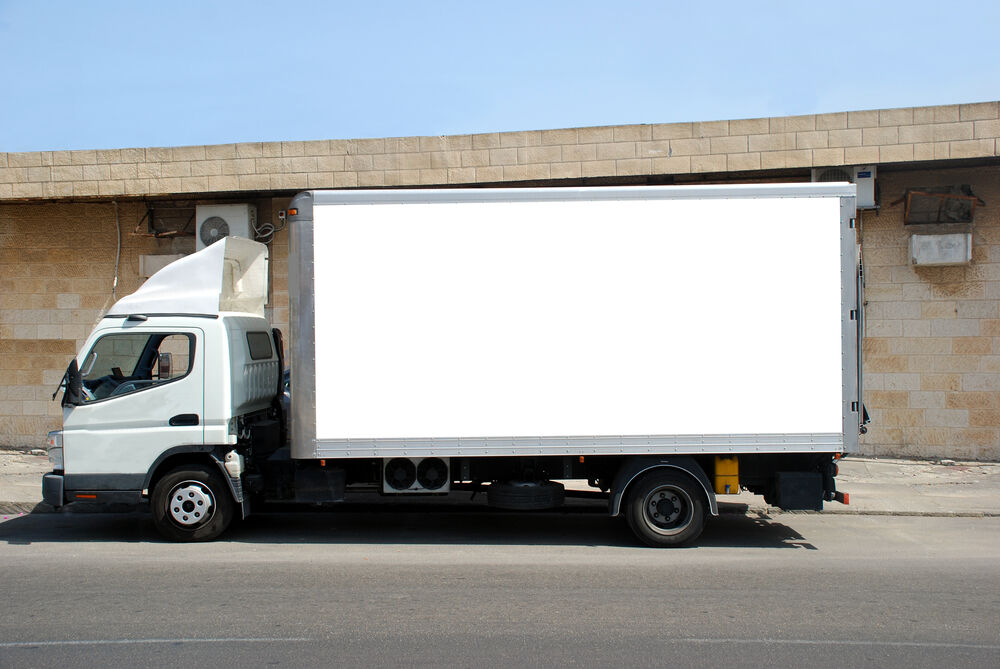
xmin=714 ymin=456 xmax=739 ymax=494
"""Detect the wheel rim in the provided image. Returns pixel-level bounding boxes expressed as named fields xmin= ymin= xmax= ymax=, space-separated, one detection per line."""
xmin=641 ymin=484 xmax=694 ymax=536
xmin=166 ymin=480 xmax=216 ymax=528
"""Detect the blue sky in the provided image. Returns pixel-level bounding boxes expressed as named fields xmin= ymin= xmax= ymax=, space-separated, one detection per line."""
xmin=1 ymin=0 xmax=998 ymax=152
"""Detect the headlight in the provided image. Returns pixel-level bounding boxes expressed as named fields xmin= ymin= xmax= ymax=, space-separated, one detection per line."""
xmin=46 ymin=431 xmax=63 ymax=469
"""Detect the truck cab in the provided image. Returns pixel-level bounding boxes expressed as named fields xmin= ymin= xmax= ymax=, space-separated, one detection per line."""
xmin=43 ymin=237 xmax=281 ymax=540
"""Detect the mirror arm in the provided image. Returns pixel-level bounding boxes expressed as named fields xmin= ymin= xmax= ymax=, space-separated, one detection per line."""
xmin=51 ymin=372 xmax=67 ymax=401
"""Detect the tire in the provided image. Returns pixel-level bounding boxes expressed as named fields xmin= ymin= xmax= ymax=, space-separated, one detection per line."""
xmin=151 ymin=465 xmax=234 ymax=542
xmin=625 ymin=470 xmax=706 ymax=547
xmin=487 ymin=480 xmax=565 ymax=510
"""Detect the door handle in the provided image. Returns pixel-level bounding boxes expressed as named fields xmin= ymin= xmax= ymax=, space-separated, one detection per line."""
xmin=169 ymin=414 xmax=200 ymax=427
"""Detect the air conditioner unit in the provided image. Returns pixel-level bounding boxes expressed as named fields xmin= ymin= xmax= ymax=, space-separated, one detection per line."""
xmin=195 ymin=204 xmax=257 ymax=250
xmin=382 ymin=457 xmax=451 ymax=493
xmin=811 ymin=165 xmax=877 ymax=209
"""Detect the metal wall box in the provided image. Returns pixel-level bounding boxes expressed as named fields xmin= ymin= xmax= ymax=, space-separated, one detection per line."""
xmin=901 ymin=187 xmax=981 ymax=225
xmin=909 ymin=232 xmax=972 ymax=266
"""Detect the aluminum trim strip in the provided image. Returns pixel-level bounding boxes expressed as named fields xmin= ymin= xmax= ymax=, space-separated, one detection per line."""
xmin=288 ymin=192 xmax=318 ymax=459
xmin=312 ymin=433 xmax=843 ymax=458
xmin=308 ymin=183 xmax=857 ymax=206
xmin=840 ymin=197 xmax=862 ymax=454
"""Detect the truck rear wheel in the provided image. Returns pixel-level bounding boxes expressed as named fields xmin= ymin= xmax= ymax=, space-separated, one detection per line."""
xmin=625 ymin=470 xmax=706 ymax=547
xmin=151 ymin=465 xmax=234 ymax=542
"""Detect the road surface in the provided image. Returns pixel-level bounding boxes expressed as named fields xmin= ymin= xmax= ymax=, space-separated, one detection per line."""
xmin=1 ymin=505 xmax=998 ymax=667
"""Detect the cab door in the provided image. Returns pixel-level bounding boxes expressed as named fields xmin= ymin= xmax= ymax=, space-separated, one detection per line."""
xmin=62 ymin=326 xmax=205 ymax=491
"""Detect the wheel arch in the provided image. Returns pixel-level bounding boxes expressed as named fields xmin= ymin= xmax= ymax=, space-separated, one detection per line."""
xmin=143 ymin=445 xmax=239 ymax=505
xmin=609 ymin=456 xmax=718 ymax=517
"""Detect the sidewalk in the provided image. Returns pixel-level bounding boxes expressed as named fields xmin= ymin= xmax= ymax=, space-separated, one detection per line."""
xmin=2 ymin=448 xmax=1000 ymax=518
xmin=1 ymin=449 xmax=51 ymax=516
xmin=731 ymin=457 xmax=1000 ymax=517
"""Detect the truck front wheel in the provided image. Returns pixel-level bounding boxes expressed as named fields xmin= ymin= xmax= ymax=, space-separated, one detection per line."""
xmin=625 ymin=470 xmax=706 ymax=547
xmin=151 ymin=465 xmax=234 ymax=542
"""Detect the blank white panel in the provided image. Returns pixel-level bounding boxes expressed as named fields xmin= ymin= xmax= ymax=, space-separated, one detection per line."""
xmin=312 ymin=196 xmax=842 ymax=439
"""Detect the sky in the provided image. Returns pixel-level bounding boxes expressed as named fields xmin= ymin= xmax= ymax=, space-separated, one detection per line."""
xmin=1 ymin=0 xmax=998 ymax=152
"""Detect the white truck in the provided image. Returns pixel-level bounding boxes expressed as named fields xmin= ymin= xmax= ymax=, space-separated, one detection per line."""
xmin=43 ymin=184 xmax=862 ymax=546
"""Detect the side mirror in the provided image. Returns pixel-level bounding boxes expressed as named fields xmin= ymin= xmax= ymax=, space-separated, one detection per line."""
xmin=157 ymin=352 xmax=172 ymax=380
xmin=63 ymin=359 xmax=83 ymax=407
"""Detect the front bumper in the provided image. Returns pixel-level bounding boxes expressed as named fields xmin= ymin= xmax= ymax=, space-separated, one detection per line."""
xmin=42 ymin=473 xmax=64 ymax=507
xmin=42 ymin=473 xmax=143 ymax=506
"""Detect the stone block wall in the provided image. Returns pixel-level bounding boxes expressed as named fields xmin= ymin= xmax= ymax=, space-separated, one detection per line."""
xmin=859 ymin=166 xmax=999 ymax=459
xmin=0 ymin=202 xmax=180 ymax=445
xmin=4 ymin=175 xmax=996 ymax=459
xmin=0 ymin=103 xmax=998 ymax=199
xmin=0 ymin=199 xmax=294 ymax=448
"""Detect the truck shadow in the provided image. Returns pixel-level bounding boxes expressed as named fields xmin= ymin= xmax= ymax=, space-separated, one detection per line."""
xmin=0 ymin=501 xmax=817 ymax=550
xmin=232 ymin=507 xmax=817 ymax=549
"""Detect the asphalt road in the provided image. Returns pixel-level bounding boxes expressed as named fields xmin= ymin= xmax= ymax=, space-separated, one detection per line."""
xmin=1 ymin=505 xmax=998 ymax=668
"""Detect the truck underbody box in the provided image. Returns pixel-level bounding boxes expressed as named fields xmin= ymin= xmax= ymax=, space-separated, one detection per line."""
xmin=249 ymin=419 xmax=281 ymax=454
xmin=294 ymin=467 xmax=346 ymax=503
xmin=773 ymin=471 xmax=824 ymax=511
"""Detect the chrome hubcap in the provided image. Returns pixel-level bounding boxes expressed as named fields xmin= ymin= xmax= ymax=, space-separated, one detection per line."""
xmin=167 ymin=480 xmax=215 ymax=527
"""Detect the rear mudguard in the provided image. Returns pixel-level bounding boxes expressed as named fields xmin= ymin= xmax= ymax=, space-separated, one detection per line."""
xmin=609 ymin=455 xmax=718 ymax=517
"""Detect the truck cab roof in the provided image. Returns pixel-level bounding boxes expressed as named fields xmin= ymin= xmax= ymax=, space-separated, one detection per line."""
xmin=106 ymin=236 xmax=269 ymax=319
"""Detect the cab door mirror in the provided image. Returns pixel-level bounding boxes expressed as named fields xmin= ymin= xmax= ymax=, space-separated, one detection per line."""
xmin=157 ymin=352 xmax=172 ymax=380
xmin=63 ymin=359 xmax=83 ymax=407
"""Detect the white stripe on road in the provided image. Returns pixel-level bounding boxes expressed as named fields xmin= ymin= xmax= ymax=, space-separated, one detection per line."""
xmin=1 ymin=637 xmax=997 ymax=651
xmin=678 ymin=638 xmax=1000 ymax=650
xmin=0 ymin=637 xmax=311 ymax=648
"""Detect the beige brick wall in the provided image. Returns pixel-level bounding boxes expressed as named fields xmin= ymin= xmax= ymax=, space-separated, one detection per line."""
xmin=6 ymin=176 xmax=996 ymax=458
xmin=0 ymin=202 xmax=183 ymax=445
xmin=0 ymin=199 xmax=295 ymax=448
xmin=1 ymin=102 xmax=998 ymax=200
xmin=267 ymin=199 xmax=290 ymax=346
xmin=859 ymin=166 xmax=1000 ymax=460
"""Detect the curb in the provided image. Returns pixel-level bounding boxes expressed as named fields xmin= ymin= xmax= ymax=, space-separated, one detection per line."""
xmin=0 ymin=502 xmax=50 ymax=516
xmin=0 ymin=502 xmax=130 ymax=515
xmin=743 ymin=507 xmax=1000 ymax=518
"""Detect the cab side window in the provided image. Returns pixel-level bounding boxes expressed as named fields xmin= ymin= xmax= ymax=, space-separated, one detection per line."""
xmin=246 ymin=331 xmax=273 ymax=360
xmin=81 ymin=332 xmax=195 ymax=401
